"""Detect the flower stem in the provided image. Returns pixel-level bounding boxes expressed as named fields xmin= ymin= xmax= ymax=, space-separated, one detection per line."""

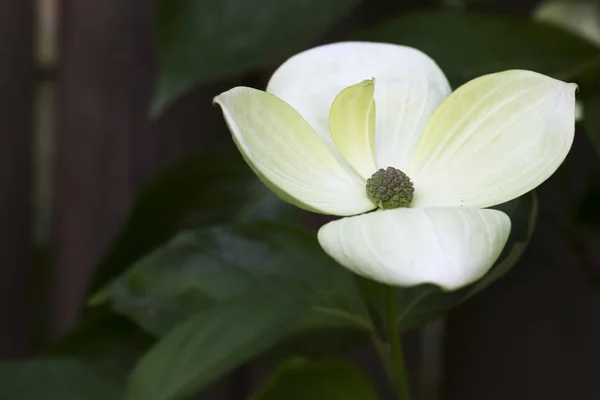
xmin=386 ymin=285 xmax=411 ymax=400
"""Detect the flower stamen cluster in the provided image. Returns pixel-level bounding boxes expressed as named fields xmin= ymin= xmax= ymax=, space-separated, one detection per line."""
xmin=366 ymin=167 xmax=414 ymax=209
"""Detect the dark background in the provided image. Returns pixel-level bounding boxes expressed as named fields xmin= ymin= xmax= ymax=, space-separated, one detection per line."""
xmin=1 ymin=0 xmax=599 ymax=399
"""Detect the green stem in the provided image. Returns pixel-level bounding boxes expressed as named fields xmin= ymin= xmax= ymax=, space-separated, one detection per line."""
xmin=386 ymin=286 xmax=411 ymax=400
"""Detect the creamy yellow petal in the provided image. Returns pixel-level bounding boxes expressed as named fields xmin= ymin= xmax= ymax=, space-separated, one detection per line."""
xmin=374 ymin=77 xmax=450 ymax=171
xmin=267 ymin=41 xmax=451 ymax=167
xmin=214 ymin=87 xmax=374 ymax=216
xmin=409 ymin=70 xmax=576 ymax=208
xmin=329 ymin=79 xmax=377 ymax=179
xmin=318 ymin=208 xmax=511 ymax=290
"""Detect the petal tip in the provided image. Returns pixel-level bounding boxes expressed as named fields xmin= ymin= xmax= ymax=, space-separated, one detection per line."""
xmin=410 ymin=70 xmax=578 ymax=209
xmin=212 ymin=87 xmax=242 ymax=107
xmin=568 ymin=82 xmax=579 ymax=95
xmin=214 ymin=85 xmax=374 ymax=216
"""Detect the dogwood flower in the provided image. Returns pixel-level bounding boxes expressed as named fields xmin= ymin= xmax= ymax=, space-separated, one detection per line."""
xmin=214 ymin=42 xmax=576 ymax=290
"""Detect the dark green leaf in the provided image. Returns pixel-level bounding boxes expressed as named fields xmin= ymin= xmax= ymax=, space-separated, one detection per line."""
xmin=0 ymin=358 xmax=124 ymax=400
xmin=264 ymin=328 xmax=368 ymax=362
xmin=251 ymin=359 xmax=380 ymax=400
xmin=99 ymin=223 xmax=372 ymax=397
xmin=44 ymin=307 xmax=155 ymax=374
xmin=125 ymin=296 xmax=304 ymax=400
xmin=583 ymin=90 xmax=600 ymax=158
xmin=154 ymin=0 xmax=363 ymax=115
xmin=360 ymin=192 xmax=538 ymax=332
xmin=576 ymin=174 xmax=600 ymax=228
xmin=574 ymin=87 xmax=600 ymax=225
xmin=88 ymin=152 xmax=301 ymax=294
xmin=358 ymin=11 xmax=600 ymax=88
xmin=95 ymin=223 xmax=370 ymax=336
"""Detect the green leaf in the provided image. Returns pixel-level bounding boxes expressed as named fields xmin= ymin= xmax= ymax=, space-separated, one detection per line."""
xmin=264 ymin=328 xmax=368 ymax=362
xmin=153 ymin=0 xmax=363 ymax=115
xmin=251 ymin=359 xmax=380 ymax=400
xmin=101 ymin=223 xmax=372 ymax=399
xmin=44 ymin=307 xmax=155 ymax=374
xmin=360 ymin=192 xmax=538 ymax=332
xmin=95 ymin=223 xmax=370 ymax=336
xmin=88 ymin=152 xmax=301 ymax=294
xmin=0 ymin=358 xmax=124 ymax=400
xmin=576 ymin=174 xmax=600 ymax=229
xmin=583 ymin=90 xmax=600 ymax=158
xmin=357 ymin=11 xmax=600 ymax=88
xmin=125 ymin=296 xmax=304 ymax=400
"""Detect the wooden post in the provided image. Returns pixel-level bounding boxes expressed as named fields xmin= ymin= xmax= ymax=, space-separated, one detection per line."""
xmin=55 ymin=2 xmax=252 ymax=398
xmin=0 ymin=0 xmax=34 ymax=359
xmin=54 ymin=0 xmax=155 ymax=335
xmin=54 ymin=0 xmax=240 ymax=336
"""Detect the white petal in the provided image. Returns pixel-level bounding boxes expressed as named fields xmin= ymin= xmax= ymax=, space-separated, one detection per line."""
xmin=214 ymin=87 xmax=375 ymax=216
xmin=267 ymin=41 xmax=451 ymax=168
xmin=329 ymin=79 xmax=377 ymax=179
xmin=318 ymin=208 xmax=511 ymax=290
xmin=374 ymin=78 xmax=450 ymax=171
xmin=409 ymin=70 xmax=577 ymax=209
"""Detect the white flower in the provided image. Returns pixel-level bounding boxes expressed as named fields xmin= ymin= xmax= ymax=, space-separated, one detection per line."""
xmin=214 ymin=42 xmax=576 ymax=290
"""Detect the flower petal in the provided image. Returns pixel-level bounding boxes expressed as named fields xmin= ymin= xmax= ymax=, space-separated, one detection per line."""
xmin=214 ymin=87 xmax=375 ymax=216
xmin=374 ymin=77 xmax=450 ymax=171
xmin=318 ymin=207 xmax=511 ymax=290
xmin=409 ymin=70 xmax=577 ymax=209
xmin=266 ymin=41 xmax=451 ymax=168
xmin=329 ymin=79 xmax=377 ymax=179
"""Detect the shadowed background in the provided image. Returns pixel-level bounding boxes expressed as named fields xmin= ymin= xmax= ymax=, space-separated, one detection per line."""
xmin=1 ymin=0 xmax=600 ymax=399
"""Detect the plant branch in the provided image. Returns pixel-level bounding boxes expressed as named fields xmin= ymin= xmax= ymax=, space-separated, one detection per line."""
xmin=386 ymin=285 xmax=411 ymax=400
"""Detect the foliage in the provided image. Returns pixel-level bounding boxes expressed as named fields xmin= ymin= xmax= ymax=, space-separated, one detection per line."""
xmin=357 ymin=11 xmax=600 ymax=89
xmin=153 ymin=0 xmax=364 ymax=114
xmin=5 ymin=1 xmax=600 ymax=400
xmin=251 ymin=359 xmax=381 ymax=400
xmin=0 ymin=358 xmax=124 ymax=400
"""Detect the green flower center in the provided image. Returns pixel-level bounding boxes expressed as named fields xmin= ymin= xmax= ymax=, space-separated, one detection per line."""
xmin=366 ymin=167 xmax=414 ymax=209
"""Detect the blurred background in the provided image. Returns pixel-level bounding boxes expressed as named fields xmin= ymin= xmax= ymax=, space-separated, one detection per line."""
xmin=1 ymin=0 xmax=600 ymax=399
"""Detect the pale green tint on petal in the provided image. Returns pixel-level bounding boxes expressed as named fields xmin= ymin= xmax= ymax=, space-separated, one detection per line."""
xmin=317 ymin=208 xmax=511 ymax=290
xmin=409 ymin=70 xmax=576 ymax=209
xmin=214 ymin=87 xmax=375 ymax=216
xmin=329 ymin=79 xmax=377 ymax=179
xmin=374 ymin=77 xmax=449 ymax=170
xmin=266 ymin=42 xmax=451 ymax=167
xmin=534 ymin=1 xmax=600 ymax=48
